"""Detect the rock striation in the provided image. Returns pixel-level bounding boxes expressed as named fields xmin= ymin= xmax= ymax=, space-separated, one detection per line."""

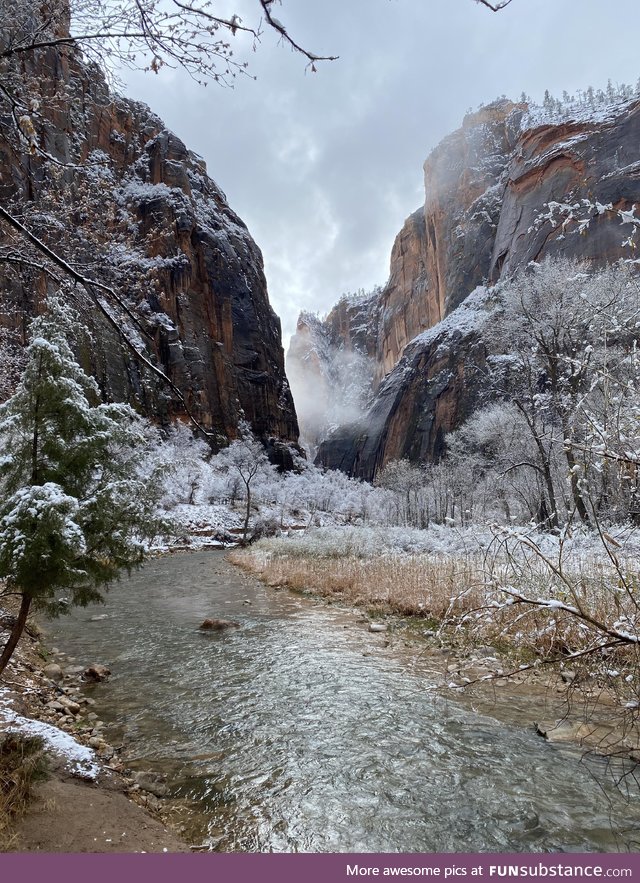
xmin=293 ymin=97 xmax=640 ymax=480
xmin=0 ymin=22 xmax=298 ymax=447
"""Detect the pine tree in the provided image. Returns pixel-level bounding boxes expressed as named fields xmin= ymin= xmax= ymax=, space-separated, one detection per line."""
xmin=0 ymin=298 xmax=161 ymax=676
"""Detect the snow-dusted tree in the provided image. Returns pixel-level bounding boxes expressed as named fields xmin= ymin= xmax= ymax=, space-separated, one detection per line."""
xmin=485 ymin=259 xmax=640 ymax=526
xmin=147 ymin=422 xmax=212 ymax=508
xmin=213 ymin=420 xmax=275 ymax=542
xmin=0 ymin=298 xmax=161 ymax=676
xmin=376 ymin=459 xmax=431 ymax=528
xmin=447 ymin=401 xmax=563 ymax=524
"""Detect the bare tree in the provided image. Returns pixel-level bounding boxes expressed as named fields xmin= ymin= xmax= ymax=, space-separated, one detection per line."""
xmin=214 ymin=421 xmax=275 ymax=542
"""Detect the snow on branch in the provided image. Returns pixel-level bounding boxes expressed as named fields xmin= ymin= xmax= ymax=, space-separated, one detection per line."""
xmin=0 ymin=204 xmax=215 ymax=439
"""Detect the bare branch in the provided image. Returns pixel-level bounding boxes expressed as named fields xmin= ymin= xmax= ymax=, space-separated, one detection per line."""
xmin=0 ymin=0 xmax=339 ymax=83
xmin=0 ymin=249 xmax=63 ymax=284
xmin=474 ymin=0 xmax=514 ymax=9
xmin=258 ymin=0 xmax=338 ymax=69
xmin=0 ymin=204 xmax=216 ymax=439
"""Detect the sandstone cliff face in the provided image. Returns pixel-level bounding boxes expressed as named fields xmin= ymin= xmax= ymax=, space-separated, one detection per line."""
xmin=317 ymin=290 xmax=491 ymax=479
xmin=287 ymin=292 xmax=378 ymax=456
xmin=0 ymin=31 xmax=298 ymax=447
xmin=372 ymin=101 xmax=525 ymax=382
xmin=304 ymin=98 xmax=640 ymax=480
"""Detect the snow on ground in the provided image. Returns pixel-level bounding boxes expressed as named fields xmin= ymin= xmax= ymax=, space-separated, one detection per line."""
xmin=169 ymin=502 xmax=242 ymax=534
xmin=245 ymin=521 xmax=640 ymax=563
xmin=0 ymin=688 xmax=100 ymax=780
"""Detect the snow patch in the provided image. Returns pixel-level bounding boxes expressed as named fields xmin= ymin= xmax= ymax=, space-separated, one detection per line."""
xmin=0 ymin=700 xmax=100 ymax=780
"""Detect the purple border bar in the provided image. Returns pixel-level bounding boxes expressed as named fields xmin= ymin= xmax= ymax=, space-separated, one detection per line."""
xmin=2 ymin=854 xmax=640 ymax=883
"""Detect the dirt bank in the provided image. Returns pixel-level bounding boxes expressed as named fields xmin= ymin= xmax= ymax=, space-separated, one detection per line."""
xmin=0 ymin=615 xmax=189 ymax=853
xmin=11 ymin=762 xmax=188 ymax=853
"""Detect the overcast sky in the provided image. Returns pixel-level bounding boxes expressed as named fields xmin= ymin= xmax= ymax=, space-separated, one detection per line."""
xmin=122 ymin=0 xmax=640 ymax=346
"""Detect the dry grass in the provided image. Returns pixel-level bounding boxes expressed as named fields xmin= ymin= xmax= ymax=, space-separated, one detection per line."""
xmin=0 ymin=734 xmax=48 ymax=851
xmin=230 ymin=547 xmax=487 ymax=621
xmin=231 ymin=537 xmax=640 ymax=686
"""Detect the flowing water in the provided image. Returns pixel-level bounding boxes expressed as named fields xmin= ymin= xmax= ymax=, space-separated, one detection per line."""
xmin=44 ymin=551 xmax=640 ymax=852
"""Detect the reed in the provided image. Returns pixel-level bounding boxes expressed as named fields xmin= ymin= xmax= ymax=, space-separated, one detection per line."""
xmin=230 ymin=547 xmax=487 ymax=620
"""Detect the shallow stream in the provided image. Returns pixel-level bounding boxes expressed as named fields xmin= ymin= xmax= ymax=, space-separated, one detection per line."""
xmin=44 ymin=551 xmax=640 ymax=852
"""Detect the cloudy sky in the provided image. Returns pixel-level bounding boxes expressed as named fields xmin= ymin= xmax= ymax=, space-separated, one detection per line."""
xmin=123 ymin=0 xmax=639 ymax=345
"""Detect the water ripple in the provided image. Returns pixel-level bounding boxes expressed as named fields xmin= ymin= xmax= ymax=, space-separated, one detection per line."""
xmin=44 ymin=551 xmax=640 ymax=853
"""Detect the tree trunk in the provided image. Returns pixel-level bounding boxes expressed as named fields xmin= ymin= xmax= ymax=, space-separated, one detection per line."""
xmin=563 ymin=439 xmax=591 ymax=526
xmin=243 ymin=486 xmax=251 ymax=543
xmin=0 ymin=593 xmax=32 ymax=678
xmin=514 ymin=400 xmax=559 ymax=529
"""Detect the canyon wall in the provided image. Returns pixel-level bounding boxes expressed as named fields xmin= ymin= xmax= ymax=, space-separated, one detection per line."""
xmin=0 ymin=22 xmax=298 ymax=449
xmin=289 ymin=98 xmax=640 ymax=479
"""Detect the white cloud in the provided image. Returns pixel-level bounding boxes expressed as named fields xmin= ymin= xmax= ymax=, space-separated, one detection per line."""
xmin=121 ymin=0 xmax=640 ymax=345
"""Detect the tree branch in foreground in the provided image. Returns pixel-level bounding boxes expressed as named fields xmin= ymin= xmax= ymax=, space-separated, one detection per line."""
xmin=257 ymin=0 xmax=338 ymax=70
xmin=475 ymin=0 xmax=514 ymax=9
xmin=0 ymin=204 xmax=217 ymax=440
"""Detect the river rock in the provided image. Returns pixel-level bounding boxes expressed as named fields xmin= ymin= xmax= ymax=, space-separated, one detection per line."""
xmin=46 ymin=700 xmax=67 ymax=712
xmin=474 ymin=647 xmax=498 ymax=658
xmin=43 ymin=663 xmax=63 ymax=682
xmin=199 ymin=619 xmax=240 ymax=631
xmin=560 ymin=669 xmax=577 ymax=684
xmin=368 ymin=623 xmax=387 ymax=633
xmin=59 ymin=697 xmax=81 ymax=714
xmin=131 ymin=771 xmax=170 ymax=798
xmin=83 ymin=664 xmax=111 ymax=682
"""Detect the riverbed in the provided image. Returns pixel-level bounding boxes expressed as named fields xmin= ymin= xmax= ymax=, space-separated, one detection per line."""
xmin=43 ymin=551 xmax=640 ymax=852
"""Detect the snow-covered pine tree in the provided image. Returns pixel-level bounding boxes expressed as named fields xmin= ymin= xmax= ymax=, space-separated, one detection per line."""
xmin=0 ymin=297 xmax=161 ymax=676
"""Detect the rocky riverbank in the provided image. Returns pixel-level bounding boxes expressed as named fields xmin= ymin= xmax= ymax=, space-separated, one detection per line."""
xmin=0 ymin=614 xmax=188 ymax=853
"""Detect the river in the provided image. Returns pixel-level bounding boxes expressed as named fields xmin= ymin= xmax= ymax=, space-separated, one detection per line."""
xmin=43 ymin=551 xmax=640 ymax=852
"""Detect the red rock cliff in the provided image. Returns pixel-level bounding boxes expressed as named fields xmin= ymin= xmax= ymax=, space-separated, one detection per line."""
xmin=0 ymin=18 xmax=299 ymax=448
xmin=309 ymin=97 xmax=640 ymax=478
